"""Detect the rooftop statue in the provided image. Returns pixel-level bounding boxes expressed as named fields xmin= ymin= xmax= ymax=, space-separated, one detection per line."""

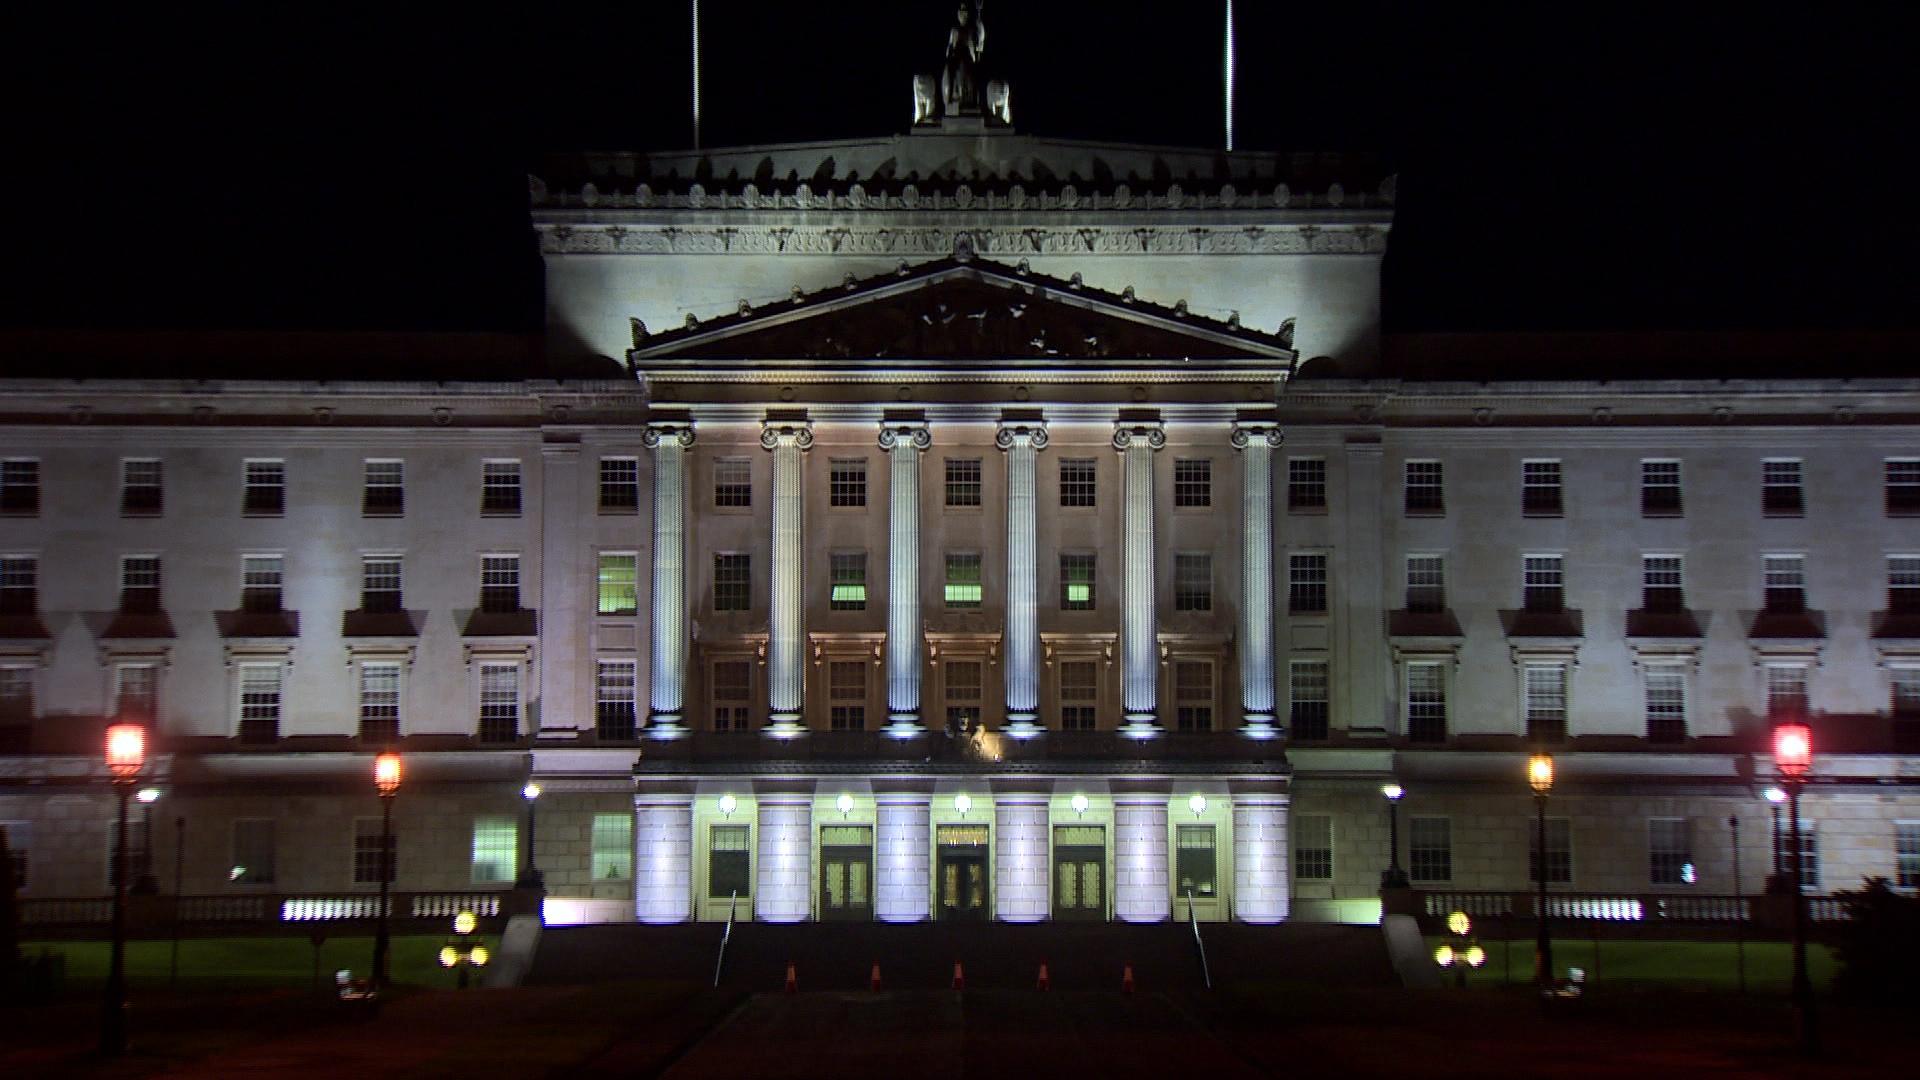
xmin=915 ymin=2 xmax=1011 ymax=127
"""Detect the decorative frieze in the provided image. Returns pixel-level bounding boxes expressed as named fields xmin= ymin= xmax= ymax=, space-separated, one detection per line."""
xmin=536 ymin=223 xmax=1389 ymax=257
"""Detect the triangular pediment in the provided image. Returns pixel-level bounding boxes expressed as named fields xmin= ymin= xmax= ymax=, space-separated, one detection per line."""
xmin=627 ymin=257 xmax=1294 ymax=365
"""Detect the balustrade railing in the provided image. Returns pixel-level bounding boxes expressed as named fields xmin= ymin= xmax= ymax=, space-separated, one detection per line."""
xmin=1417 ymin=889 xmax=1845 ymax=930
xmin=21 ymin=890 xmax=518 ymax=932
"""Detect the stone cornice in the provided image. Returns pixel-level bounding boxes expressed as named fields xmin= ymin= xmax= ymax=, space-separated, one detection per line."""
xmin=535 ymin=222 xmax=1388 ymax=257
xmin=529 ymin=176 xmax=1396 ymax=215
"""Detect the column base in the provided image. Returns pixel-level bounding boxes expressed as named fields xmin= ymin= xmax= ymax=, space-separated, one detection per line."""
xmin=1119 ymin=714 xmax=1161 ymax=740
xmin=1240 ymin=716 xmax=1280 ymax=740
xmin=765 ymin=714 xmax=807 ymax=740
xmin=1003 ymin=712 xmax=1044 ymax=740
xmin=884 ymin=713 xmax=925 ymax=738
xmin=647 ymin=715 xmax=689 ymax=740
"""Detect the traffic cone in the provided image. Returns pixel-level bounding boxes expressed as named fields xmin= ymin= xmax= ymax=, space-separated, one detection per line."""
xmin=952 ymin=961 xmax=965 ymax=991
xmin=784 ymin=961 xmax=797 ymax=993
xmin=1121 ymin=963 xmax=1135 ymax=994
xmin=1036 ymin=961 xmax=1051 ymax=991
xmin=870 ymin=962 xmax=883 ymax=992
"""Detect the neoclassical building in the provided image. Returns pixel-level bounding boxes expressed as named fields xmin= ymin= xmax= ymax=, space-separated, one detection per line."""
xmin=3 ymin=37 xmax=1918 ymax=934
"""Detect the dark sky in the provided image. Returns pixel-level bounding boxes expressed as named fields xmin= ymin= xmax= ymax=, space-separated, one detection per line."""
xmin=3 ymin=2 xmax=1913 ymax=340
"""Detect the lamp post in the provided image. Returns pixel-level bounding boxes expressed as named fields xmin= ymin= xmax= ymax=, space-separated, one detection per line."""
xmin=1773 ymin=721 xmax=1818 ymax=1055
xmin=517 ymin=782 xmax=544 ymax=889
xmin=1527 ymin=752 xmax=1554 ymax=988
xmin=1764 ymin=785 xmax=1787 ymax=892
xmin=1379 ymin=783 xmax=1409 ymax=889
xmin=102 ymin=722 xmax=147 ymax=1056
xmin=133 ymin=787 xmax=161 ymax=894
xmin=371 ymin=752 xmax=401 ymax=988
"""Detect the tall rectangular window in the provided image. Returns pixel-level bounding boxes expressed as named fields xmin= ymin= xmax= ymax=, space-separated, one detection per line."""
xmin=1524 ymin=663 xmax=1568 ymax=743
xmin=230 ymin=819 xmax=275 ymax=886
xmin=480 ymin=555 xmax=520 ymax=613
xmin=1649 ymin=818 xmax=1692 ymax=886
xmin=596 ymin=659 xmax=638 ymax=741
xmin=1174 ymin=660 xmax=1213 ymax=731
xmin=471 ymin=816 xmax=518 ymax=885
xmin=1058 ymin=661 xmax=1097 ymax=730
xmin=362 ymin=460 xmax=404 ymax=516
xmin=591 ymin=814 xmax=633 ymax=881
xmin=1173 ymin=459 xmax=1212 ymax=508
xmin=1641 ymin=554 xmax=1685 ymax=613
xmin=241 ymin=554 xmax=284 ymax=612
xmin=1523 ymin=555 xmax=1564 ymax=613
xmin=1895 ymin=823 xmax=1920 ymax=889
xmin=599 ymin=457 xmax=639 ymax=513
xmin=1641 ymin=459 xmax=1682 ymax=516
xmin=711 ymin=661 xmax=751 ymax=731
xmin=121 ymin=555 xmax=161 ymax=614
xmin=945 ymin=552 xmax=982 ymax=608
xmin=597 ymin=552 xmax=638 ymax=615
xmin=1060 ymin=553 xmax=1095 ymax=610
xmin=1059 ymin=459 xmax=1096 ymax=508
xmin=1645 ymin=666 xmax=1687 ymax=743
xmin=1791 ymin=821 xmax=1820 ymax=892
xmin=1288 ymin=553 xmax=1328 ymax=614
xmin=1522 ymin=459 xmax=1563 ymax=517
xmin=1290 ymin=660 xmax=1330 ymax=741
xmin=0 ymin=556 xmax=36 ymax=615
xmin=709 ymin=825 xmax=750 ymax=899
xmin=114 ymin=664 xmax=156 ymax=719
xmin=1890 ymin=555 xmax=1920 ymax=614
xmin=242 ymin=459 xmax=284 ymax=517
xmin=358 ymin=662 xmax=400 ymax=743
xmin=828 ymin=660 xmax=866 ymax=730
xmin=1762 ymin=459 xmax=1804 ymax=516
xmin=1408 ymin=817 xmax=1451 ymax=883
xmin=481 ymin=460 xmax=522 ymax=516
xmin=713 ymin=554 xmax=750 ymax=611
xmin=1764 ymin=554 xmax=1806 ymax=614
xmin=237 ymin=663 xmax=282 ymax=742
xmin=829 ymin=459 xmax=868 ymax=508
xmin=1176 ymin=825 xmax=1218 ymax=899
xmin=121 ymin=459 xmax=162 ymax=516
xmin=1403 ymin=460 xmax=1444 ymax=515
xmin=353 ymin=817 xmax=393 ymax=885
xmin=1766 ymin=664 xmax=1809 ymax=719
xmin=478 ymin=663 xmax=520 ymax=742
xmin=944 ymin=459 xmax=982 ymax=508
xmin=1529 ymin=817 xmax=1573 ymax=885
xmin=361 ymin=556 xmax=402 ymax=613
xmin=1886 ymin=459 xmax=1920 ymax=516
xmin=1892 ymin=668 xmax=1920 ymax=720
xmin=0 ymin=667 xmax=36 ymax=723
xmin=1406 ymin=662 xmax=1447 ymax=743
xmin=1174 ymin=553 xmax=1212 ymax=612
xmin=0 ymin=821 xmax=27 ymax=888
xmin=1288 ymin=458 xmax=1327 ymax=512
xmin=713 ymin=458 xmax=752 ymax=507
xmin=829 ymin=552 xmax=867 ymax=610
xmin=944 ymin=660 xmax=982 ymax=733
xmin=1405 ymin=554 xmax=1445 ymax=613
xmin=1292 ymin=814 xmax=1333 ymax=881
xmin=0 ymin=459 xmax=39 ymax=516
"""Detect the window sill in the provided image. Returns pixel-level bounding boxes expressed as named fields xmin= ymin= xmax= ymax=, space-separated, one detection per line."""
xmin=361 ymin=511 xmax=404 ymax=520
xmin=1521 ymin=511 xmax=1564 ymax=519
xmin=597 ymin=507 xmax=640 ymax=516
xmin=1639 ymin=510 xmax=1685 ymax=519
xmin=1402 ymin=509 xmax=1445 ymax=518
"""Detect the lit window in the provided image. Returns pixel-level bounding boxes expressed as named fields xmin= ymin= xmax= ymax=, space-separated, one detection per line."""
xmin=713 ymin=458 xmax=752 ymax=508
xmin=598 ymin=552 xmax=638 ymax=615
xmin=829 ymin=459 xmax=868 ymax=508
xmin=1766 ymin=664 xmax=1809 ymax=719
xmin=1641 ymin=459 xmax=1682 ymax=516
xmin=1886 ymin=459 xmax=1920 ymax=517
xmin=713 ymin=554 xmax=751 ymax=611
xmin=1174 ymin=661 xmax=1213 ymax=731
xmin=1648 ymin=818 xmax=1691 ymax=886
xmin=709 ymin=824 xmax=750 ymax=899
xmin=479 ymin=663 xmax=520 ymax=742
xmin=1176 ymin=825 xmax=1218 ymax=898
xmin=829 ymin=552 xmax=866 ymax=610
xmin=1789 ymin=820 xmax=1820 ymax=892
xmin=1060 ymin=553 xmax=1095 ymax=610
xmin=470 ymin=816 xmax=518 ymax=885
xmin=1524 ymin=663 xmax=1568 ymax=743
xmin=1289 ymin=660 xmax=1329 ymax=740
xmin=1405 ymin=554 xmax=1445 ymax=613
xmin=481 ymin=460 xmax=522 ymax=516
xmin=1406 ymin=662 xmax=1446 ymax=743
xmin=1408 ymin=817 xmax=1451 ymax=883
xmin=596 ymin=659 xmax=637 ymax=741
xmin=480 ymin=555 xmax=520 ymax=613
xmin=230 ymin=819 xmax=275 ymax=886
xmin=711 ymin=661 xmax=751 ymax=731
xmin=591 ymin=814 xmax=633 ymax=881
xmin=1403 ymin=460 xmax=1444 ymax=515
xmin=362 ymin=460 xmax=404 ymax=517
xmin=945 ymin=552 xmax=982 ymax=608
xmin=1288 ymin=458 xmax=1327 ymax=512
xmin=361 ymin=556 xmax=402 ymax=613
xmin=1641 ymin=554 xmax=1684 ymax=613
xmin=0 ymin=555 xmax=36 ymax=615
xmin=241 ymin=554 xmax=284 ymax=613
xmin=1057 ymin=661 xmax=1097 ymax=730
xmin=1059 ymin=459 xmax=1097 ymax=508
xmin=1174 ymin=553 xmax=1211 ymax=612
xmin=1523 ymin=555 xmax=1563 ymax=613
xmin=945 ymin=459 xmax=983 ymax=508
xmin=1173 ymin=459 xmax=1212 ymax=508
xmin=1645 ymin=666 xmax=1687 ymax=743
xmin=1529 ymin=817 xmax=1573 ymax=885
xmin=1762 ymin=459 xmax=1803 ymax=516
xmin=1522 ymin=460 xmax=1563 ymax=517
xmin=1288 ymin=553 xmax=1327 ymax=614
xmin=243 ymin=459 xmax=285 ymax=517
xmin=599 ymin=457 xmax=639 ymax=513
xmin=1763 ymin=555 xmax=1806 ymax=614
xmin=0 ymin=459 xmax=39 ymax=516
xmin=1292 ymin=814 xmax=1333 ymax=882
xmin=358 ymin=663 xmax=400 ymax=743
xmin=829 ymin=661 xmax=866 ymax=730
xmin=121 ymin=459 xmax=162 ymax=516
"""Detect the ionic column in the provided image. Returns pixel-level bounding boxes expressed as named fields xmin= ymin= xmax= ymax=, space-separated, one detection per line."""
xmin=644 ymin=422 xmax=695 ymax=736
xmin=1231 ymin=420 xmax=1283 ymax=738
xmin=761 ymin=418 xmax=813 ymax=736
xmin=1114 ymin=419 xmax=1166 ymax=736
xmin=878 ymin=420 xmax=931 ymax=736
xmin=996 ymin=418 xmax=1048 ymax=737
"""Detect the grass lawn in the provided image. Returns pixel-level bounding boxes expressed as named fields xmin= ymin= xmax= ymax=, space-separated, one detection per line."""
xmin=1424 ymin=935 xmax=1838 ymax=992
xmin=23 ymin=934 xmax=463 ymax=989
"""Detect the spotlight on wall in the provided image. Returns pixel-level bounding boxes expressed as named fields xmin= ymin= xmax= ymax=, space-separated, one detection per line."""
xmin=718 ymin=794 xmax=737 ymax=817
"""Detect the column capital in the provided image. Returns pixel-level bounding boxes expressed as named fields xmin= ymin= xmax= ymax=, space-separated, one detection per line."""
xmin=1112 ymin=419 xmax=1166 ymax=452
xmin=760 ymin=417 xmax=815 ymax=451
xmin=1229 ymin=421 xmax=1284 ymax=449
xmin=877 ymin=419 xmax=932 ymax=452
xmin=641 ymin=421 xmax=695 ymax=449
xmin=995 ymin=416 xmax=1049 ymax=451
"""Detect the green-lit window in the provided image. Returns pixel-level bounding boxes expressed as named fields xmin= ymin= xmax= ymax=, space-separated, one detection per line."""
xmin=709 ymin=824 xmax=750 ymax=899
xmin=1060 ymin=553 xmax=1095 ymax=610
xmin=597 ymin=552 xmax=638 ymax=615
xmin=470 ymin=815 xmax=518 ymax=885
xmin=591 ymin=813 xmax=632 ymax=881
xmin=1176 ymin=825 xmax=1217 ymax=898
xmin=830 ymin=552 xmax=867 ymax=610
xmin=945 ymin=552 xmax=982 ymax=608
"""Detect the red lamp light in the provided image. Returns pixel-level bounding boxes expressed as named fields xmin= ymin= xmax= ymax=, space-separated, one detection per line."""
xmin=374 ymin=752 xmax=403 ymax=797
xmin=1773 ymin=721 xmax=1812 ymax=780
xmin=104 ymin=723 xmax=146 ymax=782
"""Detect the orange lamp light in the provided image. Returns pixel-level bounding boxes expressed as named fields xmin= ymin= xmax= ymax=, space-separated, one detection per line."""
xmin=374 ymin=752 xmax=403 ymax=797
xmin=1773 ymin=722 xmax=1812 ymax=780
xmin=105 ymin=723 xmax=147 ymax=781
xmin=1527 ymin=753 xmax=1554 ymax=796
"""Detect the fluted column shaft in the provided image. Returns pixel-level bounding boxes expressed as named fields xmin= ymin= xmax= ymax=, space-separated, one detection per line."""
xmin=645 ymin=423 xmax=694 ymax=732
xmin=1116 ymin=420 xmax=1166 ymax=734
xmin=762 ymin=419 xmax=813 ymax=733
xmin=1233 ymin=422 xmax=1283 ymax=735
xmin=998 ymin=419 xmax=1047 ymax=735
xmin=880 ymin=420 xmax=931 ymax=734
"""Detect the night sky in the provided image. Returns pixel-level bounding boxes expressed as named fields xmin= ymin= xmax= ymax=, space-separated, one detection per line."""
xmin=3 ymin=3 xmax=1912 ymax=342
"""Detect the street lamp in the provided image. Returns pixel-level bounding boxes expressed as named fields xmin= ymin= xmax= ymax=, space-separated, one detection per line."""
xmin=517 ymin=782 xmax=544 ymax=889
xmin=102 ymin=722 xmax=147 ymax=1056
xmin=1380 ymin=783 xmax=1408 ymax=889
xmin=371 ymin=752 xmax=402 ymax=988
xmin=133 ymin=787 xmax=161 ymax=895
xmin=1527 ymin=752 xmax=1554 ymax=989
xmin=1764 ymin=785 xmax=1787 ymax=891
xmin=1772 ymin=721 xmax=1818 ymax=1055
xmin=437 ymin=910 xmax=491 ymax=989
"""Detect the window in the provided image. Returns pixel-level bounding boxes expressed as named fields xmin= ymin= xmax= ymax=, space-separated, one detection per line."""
xmin=1408 ymin=817 xmax=1451 ymax=883
xmin=1896 ymin=823 xmax=1920 ymax=889
xmin=1406 ymin=662 xmax=1447 ymax=743
xmin=944 ymin=458 xmax=982 ymax=508
xmin=1292 ymin=815 xmax=1333 ymax=882
xmin=0 ymin=459 xmax=39 ymax=516
xmin=1641 ymin=459 xmax=1682 ymax=516
xmin=230 ymin=819 xmax=276 ymax=886
xmin=1522 ymin=460 xmax=1563 ymax=517
xmin=1529 ymin=817 xmax=1573 ymax=885
xmin=1174 ymin=661 xmax=1213 ymax=731
xmin=361 ymin=556 xmax=402 ymax=613
xmin=1174 ymin=553 xmax=1211 ymax=612
xmin=0 ymin=555 xmax=35 ymax=615
xmin=1648 ymin=818 xmax=1692 ymax=886
xmin=480 ymin=555 xmax=521 ymax=613
xmin=1059 ymin=459 xmax=1096 ymax=508
xmin=1173 ymin=459 xmax=1212 ymax=508
xmin=1288 ymin=553 xmax=1327 ymax=614
xmin=712 ymin=661 xmax=752 ymax=731
xmin=1060 ymin=553 xmax=1095 ymax=610
xmin=471 ymin=816 xmax=518 ymax=885
xmin=479 ymin=663 xmax=520 ymax=742
xmin=1887 ymin=459 xmax=1920 ymax=516
xmin=1893 ymin=669 xmax=1920 ymax=720
xmin=1763 ymin=459 xmax=1804 ymax=516
xmin=591 ymin=814 xmax=633 ymax=881
xmin=1766 ymin=664 xmax=1809 ymax=719
xmin=114 ymin=665 xmax=156 ymax=719
xmin=709 ymin=554 xmax=750 ymax=612
xmin=1790 ymin=821 xmax=1820 ymax=892
xmin=1176 ymin=825 xmax=1218 ymax=898
xmin=1288 ymin=458 xmax=1327 ymax=512
xmin=596 ymin=659 xmax=637 ymax=741
xmin=1523 ymin=555 xmax=1563 ymax=613
xmin=1890 ymin=555 xmax=1920 ymax=614
xmin=829 ymin=661 xmax=866 ymax=730
xmin=1058 ymin=661 xmax=1097 ymax=730
xmin=1524 ymin=663 xmax=1568 ymax=743
xmin=1645 ymin=666 xmax=1687 ymax=743
xmin=1764 ymin=555 xmax=1807 ymax=614
xmin=829 ymin=459 xmax=868 ymax=508
xmin=829 ymin=552 xmax=866 ymax=610
xmin=241 ymin=554 xmax=284 ymax=612
xmin=1405 ymin=555 xmax=1445 ymax=613
xmin=713 ymin=458 xmax=752 ymax=507
xmin=1641 ymin=554 xmax=1684 ymax=613
xmin=709 ymin=824 xmax=750 ymax=899
xmin=243 ymin=459 xmax=284 ymax=517
xmin=121 ymin=459 xmax=162 ymax=516
xmin=358 ymin=662 xmax=400 ymax=742
xmin=362 ymin=460 xmax=404 ymax=516
xmin=481 ymin=460 xmax=522 ymax=516
xmin=1289 ymin=660 xmax=1329 ymax=741
xmin=352 ymin=818 xmax=393 ymax=885
xmin=1 ymin=821 xmax=27 ymax=888
xmin=945 ymin=660 xmax=982 ymax=734
xmin=1403 ymin=460 xmax=1444 ymax=515
xmin=945 ymin=552 xmax=982 ymax=608
xmin=599 ymin=457 xmax=639 ymax=513
xmin=237 ymin=663 xmax=282 ymax=742
xmin=121 ymin=555 xmax=161 ymax=614
xmin=597 ymin=552 xmax=638 ymax=616
xmin=0 ymin=668 xmax=34 ymax=723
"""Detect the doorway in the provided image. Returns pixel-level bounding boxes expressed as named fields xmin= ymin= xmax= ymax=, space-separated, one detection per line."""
xmin=936 ymin=824 xmax=989 ymax=921
xmin=819 ymin=825 xmax=873 ymax=921
xmin=1053 ymin=825 xmax=1106 ymax=921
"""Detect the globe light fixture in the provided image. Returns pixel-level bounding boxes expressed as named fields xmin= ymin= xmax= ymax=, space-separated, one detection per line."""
xmin=837 ymin=793 xmax=854 ymax=817
xmin=1070 ymin=793 xmax=1089 ymax=816
xmin=1187 ymin=794 xmax=1207 ymax=817
xmin=718 ymin=793 xmax=737 ymax=816
xmin=135 ymin=787 xmax=161 ymax=805
xmin=1380 ymin=782 xmax=1410 ymax=889
xmin=954 ymin=793 xmax=972 ymax=815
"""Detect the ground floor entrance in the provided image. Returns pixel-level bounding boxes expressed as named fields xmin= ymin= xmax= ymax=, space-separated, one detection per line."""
xmin=1053 ymin=825 xmax=1105 ymax=921
xmin=937 ymin=824 xmax=990 ymax=921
